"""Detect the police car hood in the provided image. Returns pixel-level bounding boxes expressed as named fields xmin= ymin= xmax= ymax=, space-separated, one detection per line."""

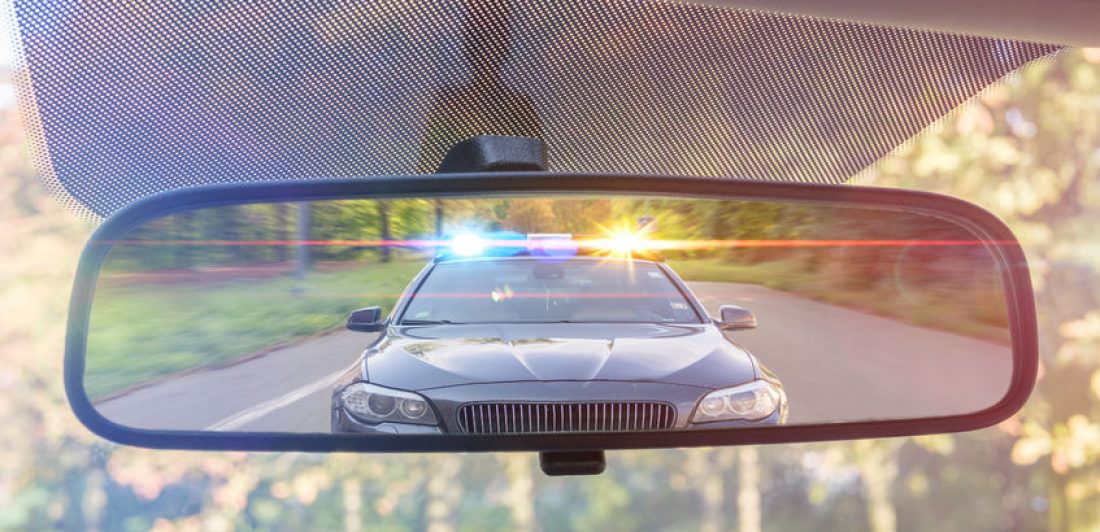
xmin=364 ymin=323 xmax=758 ymax=391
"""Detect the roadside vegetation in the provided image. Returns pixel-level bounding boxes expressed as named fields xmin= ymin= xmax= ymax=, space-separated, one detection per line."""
xmin=668 ymin=257 xmax=1010 ymax=341
xmin=84 ymin=258 xmax=424 ymax=399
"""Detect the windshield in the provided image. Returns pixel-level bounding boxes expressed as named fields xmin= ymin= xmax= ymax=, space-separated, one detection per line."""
xmin=7 ymin=0 xmax=1099 ymax=529
xmin=399 ymin=258 xmax=702 ymax=324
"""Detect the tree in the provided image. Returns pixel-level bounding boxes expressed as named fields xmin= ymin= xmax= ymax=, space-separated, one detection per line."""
xmin=862 ymin=48 xmax=1100 ymax=532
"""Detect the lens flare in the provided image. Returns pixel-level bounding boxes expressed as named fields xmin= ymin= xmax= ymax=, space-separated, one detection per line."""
xmin=449 ymin=232 xmax=488 ymax=257
xmin=608 ymin=231 xmax=646 ymax=255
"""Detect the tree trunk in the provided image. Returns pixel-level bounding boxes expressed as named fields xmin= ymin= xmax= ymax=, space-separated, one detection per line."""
xmin=702 ymin=451 xmax=726 ymax=532
xmin=378 ymin=201 xmax=392 ymax=263
xmin=173 ymin=210 xmax=195 ymax=269
xmin=435 ymin=200 xmax=445 ymax=238
xmin=501 ymin=454 xmax=537 ymax=532
xmin=295 ymin=202 xmax=311 ymax=281
xmin=342 ymin=478 xmax=362 ymax=532
xmin=687 ymin=448 xmax=734 ymax=532
xmin=855 ymin=440 xmax=902 ymax=532
xmin=425 ymin=456 xmax=462 ymax=532
xmin=275 ymin=203 xmax=289 ymax=262
xmin=738 ymin=447 xmax=762 ymax=532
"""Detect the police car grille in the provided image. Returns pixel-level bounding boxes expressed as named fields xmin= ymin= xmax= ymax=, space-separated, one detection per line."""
xmin=456 ymin=402 xmax=676 ymax=434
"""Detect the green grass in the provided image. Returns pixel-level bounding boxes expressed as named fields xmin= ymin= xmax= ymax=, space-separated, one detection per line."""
xmin=85 ymin=259 xmax=425 ymax=400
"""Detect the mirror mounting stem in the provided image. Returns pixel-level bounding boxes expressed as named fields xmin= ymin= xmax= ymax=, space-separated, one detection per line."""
xmin=436 ymin=135 xmax=548 ymax=173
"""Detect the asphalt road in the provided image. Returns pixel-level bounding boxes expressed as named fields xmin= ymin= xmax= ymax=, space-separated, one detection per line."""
xmin=94 ymin=282 xmax=1011 ymax=432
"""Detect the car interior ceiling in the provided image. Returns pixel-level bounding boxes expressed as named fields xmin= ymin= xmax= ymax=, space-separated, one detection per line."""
xmin=11 ymin=0 xmax=1060 ymax=220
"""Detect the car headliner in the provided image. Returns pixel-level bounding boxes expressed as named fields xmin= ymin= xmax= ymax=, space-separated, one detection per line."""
xmin=705 ymin=0 xmax=1100 ymax=47
xmin=9 ymin=0 xmax=1061 ymax=219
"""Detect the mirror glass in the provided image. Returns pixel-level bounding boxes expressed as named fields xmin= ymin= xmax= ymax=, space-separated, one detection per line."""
xmin=84 ymin=195 xmax=1013 ymax=435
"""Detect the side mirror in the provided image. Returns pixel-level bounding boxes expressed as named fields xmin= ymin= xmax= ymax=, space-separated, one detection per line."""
xmin=347 ymin=307 xmax=385 ymax=333
xmin=718 ymin=305 xmax=757 ymax=331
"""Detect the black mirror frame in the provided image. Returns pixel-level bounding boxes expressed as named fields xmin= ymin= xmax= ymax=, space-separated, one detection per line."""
xmin=65 ymin=173 xmax=1038 ymax=453
xmin=347 ymin=307 xmax=385 ymax=333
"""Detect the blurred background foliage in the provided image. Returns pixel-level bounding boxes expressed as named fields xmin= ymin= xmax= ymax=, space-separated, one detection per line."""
xmin=1 ymin=45 xmax=1099 ymax=532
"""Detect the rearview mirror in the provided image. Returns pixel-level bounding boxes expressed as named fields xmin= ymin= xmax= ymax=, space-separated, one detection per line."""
xmin=718 ymin=305 xmax=757 ymax=331
xmin=66 ymin=174 xmax=1037 ymax=456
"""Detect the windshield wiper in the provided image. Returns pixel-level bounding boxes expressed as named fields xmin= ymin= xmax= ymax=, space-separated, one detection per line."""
xmin=400 ymin=319 xmax=461 ymax=325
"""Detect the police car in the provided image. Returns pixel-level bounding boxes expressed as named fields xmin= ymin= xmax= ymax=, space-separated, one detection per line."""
xmin=331 ymin=232 xmax=787 ymax=434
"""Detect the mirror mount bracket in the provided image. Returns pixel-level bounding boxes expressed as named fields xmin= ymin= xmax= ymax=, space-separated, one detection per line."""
xmin=436 ymin=135 xmax=548 ymax=173
xmin=539 ymin=450 xmax=606 ymax=476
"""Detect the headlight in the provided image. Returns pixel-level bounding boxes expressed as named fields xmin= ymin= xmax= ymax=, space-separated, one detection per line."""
xmin=691 ymin=380 xmax=782 ymax=423
xmin=339 ymin=382 xmax=438 ymax=426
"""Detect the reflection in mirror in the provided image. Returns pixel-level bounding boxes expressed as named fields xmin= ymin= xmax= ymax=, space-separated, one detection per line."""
xmin=85 ymin=195 xmax=1012 ymax=435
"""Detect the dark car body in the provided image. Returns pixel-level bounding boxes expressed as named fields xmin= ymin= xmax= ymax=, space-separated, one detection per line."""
xmin=331 ymin=256 xmax=787 ymax=434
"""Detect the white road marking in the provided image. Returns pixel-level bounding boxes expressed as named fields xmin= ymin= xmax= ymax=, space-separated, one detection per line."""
xmin=205 ymin=369 xmax=347 ymax=431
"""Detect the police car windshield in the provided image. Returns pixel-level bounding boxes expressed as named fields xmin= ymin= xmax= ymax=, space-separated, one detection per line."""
xmin=400 ymin=258 xmax=703 ymax=324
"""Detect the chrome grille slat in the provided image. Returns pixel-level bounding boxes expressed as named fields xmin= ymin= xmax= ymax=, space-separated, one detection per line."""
xmin=456 ymin=402 xmax=676 ymax=435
